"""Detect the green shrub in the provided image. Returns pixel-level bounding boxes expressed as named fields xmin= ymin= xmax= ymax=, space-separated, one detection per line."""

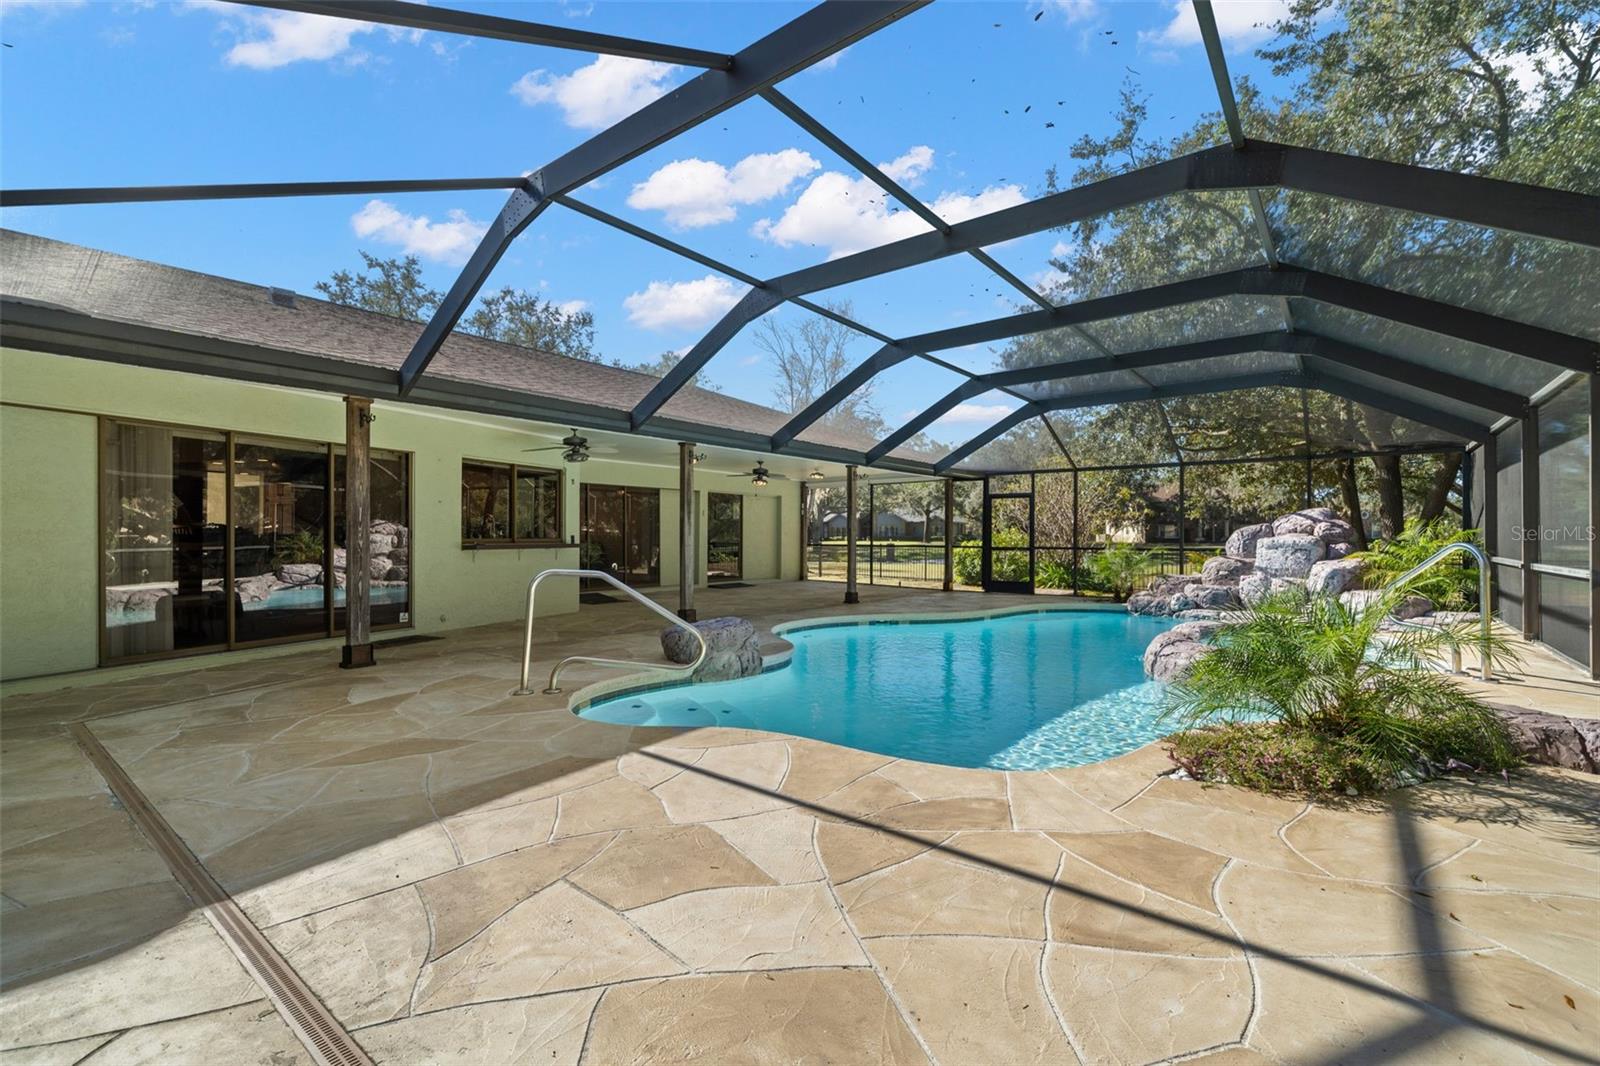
xmin=1086 ymin=543 xmax=1150 ymax=602
xmin=1036 ymin=555 xmax=1072 ymax=590
xmin=952 ymin=536 xmax=984 ymax=586
xmin=1352 ymin=520 xmax=1482 ymax=609
xmin=1161 ymin=589 xmax=1518 ymax=795
xmin=952 ymin=530 xmax=1030 ymax=585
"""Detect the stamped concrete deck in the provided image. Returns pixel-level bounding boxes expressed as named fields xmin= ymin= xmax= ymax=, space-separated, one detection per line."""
xmin=1 ymin=582 xmax=1596 ymax=1065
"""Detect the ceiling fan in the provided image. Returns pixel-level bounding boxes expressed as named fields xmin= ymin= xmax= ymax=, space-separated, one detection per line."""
xmin=522 ymin=429 xmax=618 ymax=464
xmin=726 ymin=463 xmax=790 ymax=487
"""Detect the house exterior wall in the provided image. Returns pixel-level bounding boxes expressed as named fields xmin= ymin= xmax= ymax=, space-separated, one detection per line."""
xmin=0 ymin=347 xmax=800 ymax=683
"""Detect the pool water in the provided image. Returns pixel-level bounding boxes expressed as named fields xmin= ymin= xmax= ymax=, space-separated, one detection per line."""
xmin=578 ymin=609 xmax=1180 ymax=770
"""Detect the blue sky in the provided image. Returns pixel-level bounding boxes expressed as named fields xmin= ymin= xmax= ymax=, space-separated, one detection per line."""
xmin=0 ymin=0 xmax=1294 ymax=448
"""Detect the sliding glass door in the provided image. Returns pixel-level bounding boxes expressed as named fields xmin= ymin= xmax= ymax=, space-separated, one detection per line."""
xmin=101 ymin=422 xmax=229 ymax=660
xmin=101 ymin=418 xmax=410 ymax=664
xmin=581 ymin=485 xmax=661 ymax=587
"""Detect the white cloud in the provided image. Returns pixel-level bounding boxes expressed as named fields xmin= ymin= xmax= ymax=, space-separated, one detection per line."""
xmin=511 ymin=55 xmax=678 ymax=129
xmin=350 ymin=199 xmax=487 ymax=264
xmin=880 ymin=146 xmax=934 ymax=186
xmin=623 ymin=275 xmax=747 ymax=331
xmin=808 ymin=46 xmax=849 ymax=73
xmin=1497 ymin=28 xmax=1585 ymax=107
xmin=738 ymin=354 xmax=762 ymax=367
xmin=1141 ymin=0 xmax=1290 ymax=49
xmin=1031 ymin=239 xmax=1078 ymax=293
xmin=1044 ymin=0 xmax=1101 ymax=24
xmin=217 ymin=8 xmax=375 ymax=69
xmin=626 ymin=150 xmax=820 ymax=228
xmin=753 ymin=148 xmax=1028 ymax=260
xmin=933 ymin=403 xmax=1016 ymax=426
xmin=555 ymin=299 xmax=590 ymax=317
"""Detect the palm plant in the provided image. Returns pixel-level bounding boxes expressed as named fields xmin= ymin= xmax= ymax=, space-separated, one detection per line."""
xmin=1087 ymin=543 xmax=1151 ymax=602
xmin=1351 ymin=521 xmax=1482 ymax=609
xmin=1162 ymin=589 xmax=1519 ymax=793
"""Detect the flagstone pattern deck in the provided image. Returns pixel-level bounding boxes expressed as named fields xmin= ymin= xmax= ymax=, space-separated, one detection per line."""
xmin=1 ymin=583 xmax=1596 ymax=1065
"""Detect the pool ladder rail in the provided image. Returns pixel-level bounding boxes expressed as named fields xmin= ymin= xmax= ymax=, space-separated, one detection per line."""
xmin=516 ymin=568 xmax=708 ymax=696
xmin=1379 ymin=541 xmax=1494 ymax=681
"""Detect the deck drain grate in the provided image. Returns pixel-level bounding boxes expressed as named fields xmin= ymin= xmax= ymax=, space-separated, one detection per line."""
xmin=70 ymin=723 xmax=374 ymax=1066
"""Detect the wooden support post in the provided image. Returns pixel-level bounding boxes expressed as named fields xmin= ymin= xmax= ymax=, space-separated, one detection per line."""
xmin=942 ymin=477 xmax=955 ymax=592
xmin=845 ymin=465 xmax=860 ymax=604
xmin=340 ymin=396 xmax=375 ymax=669
xmin=678 ymin=442 xmax=696 ymax=621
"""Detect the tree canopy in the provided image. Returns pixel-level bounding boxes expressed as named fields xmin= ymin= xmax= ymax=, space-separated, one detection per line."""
xmin=978 ymin=0 xmax=1596 ymax=538
xmin=317 ymin=253 xmax=598 ymax=362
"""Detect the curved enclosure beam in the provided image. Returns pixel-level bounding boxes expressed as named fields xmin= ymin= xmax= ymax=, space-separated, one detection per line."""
xmin=0 ymin=176 xmax=529 ymax=209
xmin=932 ymin=368 xmax=1491 ymax=473
xmin=639 ymin=142 xmax=1597 ymax=427
xmin=398 ymin=0 xmax=925 ymax=395
xmin=770 ymin=264 xmax=1587 ymax=457
xmin=1302 ymin=368 xmax=1493 ymax=442
xmin=855 ymin=329 xmax=1523 ymax=468
xmin=230 ymin=0 xmax=736 ymax=68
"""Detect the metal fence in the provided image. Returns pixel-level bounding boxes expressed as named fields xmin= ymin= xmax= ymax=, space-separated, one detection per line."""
xmin=807 ymin=541 xmax=950 ymax=589
xmin=805 ymin=539 xmax=1223 ymax=594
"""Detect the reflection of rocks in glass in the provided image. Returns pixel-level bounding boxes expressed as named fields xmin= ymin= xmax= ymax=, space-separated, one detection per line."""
xmin=334 ymin=521 xmax=411 ymax=584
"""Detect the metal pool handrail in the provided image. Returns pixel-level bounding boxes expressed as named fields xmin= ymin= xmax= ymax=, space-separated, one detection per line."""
xmin=1380 ymin=541 xmax=1493 ymax=681
xmin=516 ymin=568 xmax=707 ymax=696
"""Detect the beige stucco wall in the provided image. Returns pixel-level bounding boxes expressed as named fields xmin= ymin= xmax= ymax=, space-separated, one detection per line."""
xmin=0 ymin=347 xmax=800 ymax=683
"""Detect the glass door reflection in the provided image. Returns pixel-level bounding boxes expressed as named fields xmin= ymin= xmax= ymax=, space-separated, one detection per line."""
xmin=232 ymin=439 xmax=329 ymax=642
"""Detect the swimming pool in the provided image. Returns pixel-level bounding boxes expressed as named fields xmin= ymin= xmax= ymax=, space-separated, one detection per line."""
xmin=578 ymin=608 xmax=1180 ymax=770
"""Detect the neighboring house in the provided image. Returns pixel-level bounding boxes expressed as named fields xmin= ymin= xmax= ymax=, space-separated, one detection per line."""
xmin=814 ymin=508 xmax=970 ymax=541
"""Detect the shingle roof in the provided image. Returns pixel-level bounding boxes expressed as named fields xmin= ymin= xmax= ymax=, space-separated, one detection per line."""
xmin=0 ymin=228 xmax=887 ymax=455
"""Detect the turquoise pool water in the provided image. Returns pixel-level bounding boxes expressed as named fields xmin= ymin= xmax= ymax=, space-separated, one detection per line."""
xmin=578 ymin=609 xmax=1180 ymax=770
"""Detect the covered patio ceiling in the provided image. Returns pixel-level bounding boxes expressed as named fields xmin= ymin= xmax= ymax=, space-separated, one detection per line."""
xmin=5 ymin=0 xmax=1596 ymax=477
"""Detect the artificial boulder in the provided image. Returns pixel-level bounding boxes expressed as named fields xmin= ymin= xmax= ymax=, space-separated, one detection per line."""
xmin=1325 ymin=541 xmax=1356 ymax=560
xmin=1142 ymin=620 xmax=1222 ymax=682
xmin=1493 ymin=708 xmax=1597 ymax=773
xmin=1272 ymin=507 xmax=1337 ymax=537
xmin=1126 ymin=591 xmax=1163 ymax=616
xmin=1238 ymin=572 xmax=1271 ymax=607
xmin=1394 ymin=594 xmax=1434 ymax=620
xmin=1253 ymin=534 xmax=1326 ymax=580
xmin=1147 ymin=574 xmax=1196 ymax=596
xmin=1338 ymin=590 xmax=1433 ymax=620
xmin=661 ymin=616 xmax=762 ymax=682
xmin=1224 ymin=523 xmax=1273 ymax=560
xmin=1201 ymin=555 xmax=1254 ymax=586
xmin=1313 ymin=519 xmax=1357 ymax=546
xmin=1183 ymin=584 xmax=1239 ymax=610
xmin=1306 ymin=557 xmax=1367 ymax=597
xmin=1268 ymin=577 xmax=1310 ymax=604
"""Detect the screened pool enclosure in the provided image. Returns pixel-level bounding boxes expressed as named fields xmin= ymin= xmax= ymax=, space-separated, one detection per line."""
xmin=4 ymin=0 xmax=1595 ymax=674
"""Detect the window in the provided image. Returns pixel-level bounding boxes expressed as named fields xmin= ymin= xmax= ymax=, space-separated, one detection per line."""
xmin=101 ymin=418 xmax=411 ymax=664
xmin=462 ymin=461 xmax=562 ymax=545
xmin=708 ymin=492 xmax=742 ymax=582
